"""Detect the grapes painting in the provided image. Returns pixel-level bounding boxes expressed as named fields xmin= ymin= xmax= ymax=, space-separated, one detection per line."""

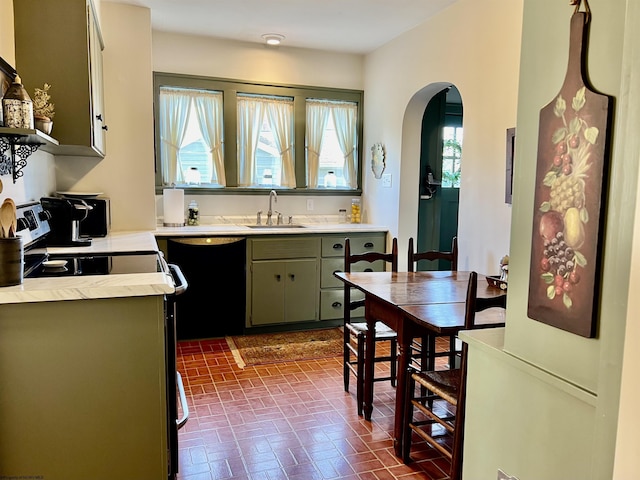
xmin=527 ymin=10 xmax=611 ymax=338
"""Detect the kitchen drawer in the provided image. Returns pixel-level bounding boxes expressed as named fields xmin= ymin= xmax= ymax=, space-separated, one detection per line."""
xmin=321 ymin=233 xmax=386 ymax=257
xmin=320 ymin=289 xmax=364 ymax=321
xmin=251 ymin=237 xmax=319 ymax=260
xmin=321 ymin=257 xmax=385 ymax=289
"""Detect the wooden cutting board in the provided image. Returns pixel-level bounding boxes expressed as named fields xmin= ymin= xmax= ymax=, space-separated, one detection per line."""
xmin=527 ymin=6 xmax=613 ymax=337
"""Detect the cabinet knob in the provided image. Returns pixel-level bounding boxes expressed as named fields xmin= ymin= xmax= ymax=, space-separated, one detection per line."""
xmin=364 ymin=242 xmax=374 ymax=248
xmin=333 ymin=243 xmax=343 ymax=250
xmin=275 ymin=274 xmax=281 ymax=281
xmin=102 ymin=125 xmax=109 ymax=131
xmin=289 ymin=274 xmax=295 ymax=281
xmin=332 ymin=301 xmax=342 ymax=308
xmin=96 ymin=114 xmax=103 ymax=121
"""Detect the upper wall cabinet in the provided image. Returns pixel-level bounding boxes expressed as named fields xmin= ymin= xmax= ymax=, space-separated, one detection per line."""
xmin=13 ymin=0 xmax=107 ymax=157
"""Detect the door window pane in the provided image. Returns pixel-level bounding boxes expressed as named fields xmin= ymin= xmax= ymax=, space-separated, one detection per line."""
xmin=442 ymin=126 xmax=462 ymax=188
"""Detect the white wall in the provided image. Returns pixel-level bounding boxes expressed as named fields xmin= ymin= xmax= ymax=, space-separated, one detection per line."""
xmin=364 ymin=0 xmax=522 ymax=273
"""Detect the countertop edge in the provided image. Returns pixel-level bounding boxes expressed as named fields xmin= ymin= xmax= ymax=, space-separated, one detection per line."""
xmin=154 ymin=223 xmax=390 ymax=236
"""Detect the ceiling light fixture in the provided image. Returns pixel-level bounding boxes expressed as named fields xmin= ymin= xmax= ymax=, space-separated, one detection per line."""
xmin=262 ymin=34 xmax=285 ymax=46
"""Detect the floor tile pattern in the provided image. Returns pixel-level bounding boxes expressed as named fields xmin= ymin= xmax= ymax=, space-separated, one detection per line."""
xmin=176 ymin=337 xmax=452 ymax=480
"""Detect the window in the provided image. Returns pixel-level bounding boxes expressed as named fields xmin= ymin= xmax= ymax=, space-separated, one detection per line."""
xmin=154 ymin=73 xmax=364 ymax=194
xmin=441 ymin=126 xmax=462 ymax=188
xmin=306 ymin=99 xmax=358 ymax=189
xmin=237 ymin=94 xmax=295 ymax=188
xmin=158 ymin=87 xmax=225 ymax=187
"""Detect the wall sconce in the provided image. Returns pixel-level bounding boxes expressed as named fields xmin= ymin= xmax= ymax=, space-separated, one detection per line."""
xmin=262 ymin=34 xmax=285 ymax=46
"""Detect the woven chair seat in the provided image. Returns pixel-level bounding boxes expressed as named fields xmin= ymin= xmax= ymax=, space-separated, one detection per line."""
xmin=346 ymin=321 xmax=397 ymax=339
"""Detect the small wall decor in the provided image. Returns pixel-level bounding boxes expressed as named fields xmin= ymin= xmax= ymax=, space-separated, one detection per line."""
xmin=527 ymin=0 xmax=613 ymax=338
xmin=371 ymin=142 xmax=386 ymax=179
xmin=505 ymin=128 xmax=515 ymax=204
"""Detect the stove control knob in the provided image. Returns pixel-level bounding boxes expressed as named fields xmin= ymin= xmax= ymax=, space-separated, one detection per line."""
xmin=17 ymin=217 xmax=29 ymax=232
xmin=38 ymin=210 xmax=52 ymax=221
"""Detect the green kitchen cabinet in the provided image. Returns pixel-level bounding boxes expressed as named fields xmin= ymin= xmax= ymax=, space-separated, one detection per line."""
xmin=13 ymin=0 xmax=107 ymax=157
xmin=319 ymin=233 xmax=387 ymax=321
xmin=251 ymin=259 xmax=318 ymax=326
xmin=248 ymin=236 xmax=320 ymax=326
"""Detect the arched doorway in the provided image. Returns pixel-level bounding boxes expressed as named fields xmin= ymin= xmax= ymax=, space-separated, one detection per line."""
xmin=416 ymin=85 xmax=462 ymax=269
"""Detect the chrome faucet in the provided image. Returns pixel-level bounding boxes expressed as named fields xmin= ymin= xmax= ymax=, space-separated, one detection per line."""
xmin=267 ymin=190 xmax=278 ymax=226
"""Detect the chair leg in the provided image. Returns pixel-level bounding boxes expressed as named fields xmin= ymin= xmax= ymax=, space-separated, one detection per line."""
xmin=402 ymin=369 xmax=415 ymax=463
xmin=449 ymin=335 xmax=457 ymax=369
xmin=428 ymin=335 xmax=436 ymax=371
xmin=356 ymin=332 xmax=365 ymax=416
xmin=344 ymin=328 xmax=350 ymax=392
xmin=390 ymin=337 xmax=398 ymax=387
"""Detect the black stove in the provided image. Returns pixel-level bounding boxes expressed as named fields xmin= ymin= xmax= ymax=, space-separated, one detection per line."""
xmin=17 ymin=201 xmax=164 ymax=278
xmin=25 ymin=251 xmax=163 ymax=278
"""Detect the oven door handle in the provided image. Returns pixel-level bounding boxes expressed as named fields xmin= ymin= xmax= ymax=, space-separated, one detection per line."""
xmin=176 ymin=371 xmax=189 ymax=429
xmin=168 ymin=263 xmax=188 ymax=296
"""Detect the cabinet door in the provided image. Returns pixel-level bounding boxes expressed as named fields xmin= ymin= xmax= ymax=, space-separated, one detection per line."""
xmin=88 ymin=2 xmax=106 ymax=156
xmin=13 ymin=0 xmax=106 ymax=157
xmin=251 ymin=262 xmax=285 ymax=326
xmin=284 ymin=259 xmax=317 ymax=323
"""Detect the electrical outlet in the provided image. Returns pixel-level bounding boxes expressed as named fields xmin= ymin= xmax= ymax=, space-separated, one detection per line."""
xmin=306 ymin=199 xmax=314 ymax=211
xmin=382 ymin=173 xmax=392 ymax=188
xmin=497 ymin=469 xmax=519 ymax=480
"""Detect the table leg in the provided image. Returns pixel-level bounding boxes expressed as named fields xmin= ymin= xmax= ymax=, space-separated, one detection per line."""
xmin=393 ymin=319 xmax=413 ymax=457
xmin=363 ymin=305 xmax=375 ymax=421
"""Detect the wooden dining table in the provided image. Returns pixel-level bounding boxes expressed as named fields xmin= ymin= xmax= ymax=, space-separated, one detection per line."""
xmin=334 ymin=270 xmax=506 ymax=457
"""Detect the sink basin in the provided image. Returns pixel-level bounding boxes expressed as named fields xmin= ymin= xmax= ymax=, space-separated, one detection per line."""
xmin=246 ymin=224 xmax=306 ymax=229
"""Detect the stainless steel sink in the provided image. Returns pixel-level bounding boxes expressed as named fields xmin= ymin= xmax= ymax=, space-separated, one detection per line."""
xmin=246 ymin=224 xmax=306 ymax=229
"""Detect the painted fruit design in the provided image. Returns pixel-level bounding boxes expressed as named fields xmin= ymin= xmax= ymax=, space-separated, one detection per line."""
xmin=537 ymin=86 xmax=598 ymax=310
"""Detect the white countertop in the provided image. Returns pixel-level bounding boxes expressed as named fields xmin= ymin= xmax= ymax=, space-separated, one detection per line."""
xmin=0 ymin=231 xmax=174 ymax=305
xmin=1 ymin=223 xmax=389 ymax=305
xmin=154 ymin=222 xmax=389 ymax=236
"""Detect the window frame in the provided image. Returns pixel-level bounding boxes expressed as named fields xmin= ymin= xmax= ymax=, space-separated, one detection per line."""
xmin=153 ymin=72 xmax=364 ymax=196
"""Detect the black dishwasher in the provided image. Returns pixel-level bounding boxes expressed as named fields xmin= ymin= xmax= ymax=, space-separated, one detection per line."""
xmin=167 ymin=237 xmax=246 ymax=340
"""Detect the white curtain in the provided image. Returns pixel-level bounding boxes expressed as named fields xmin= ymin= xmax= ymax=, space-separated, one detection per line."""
xmin=237 ymin=97 xmax=265 ymax=186
xmin=332 ymin=103 xmax=358 ymax=188
xmin=305 ymin=101 xmax=330 ymax=188
xmin=265 ymin=99 xmax=295 ymax=188
xmin=159 ymin=88 xmax=191 ymax=185
xmin=238 ymin=95 xmax=295 ymax=187
xmin=193 ymin=91 xmax=226 ymax=185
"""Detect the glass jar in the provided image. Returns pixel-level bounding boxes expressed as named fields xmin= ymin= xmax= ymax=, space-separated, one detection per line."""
xmin=323 ymin=171 xmax=337 ymax=188
xmin=351 ymin=198 xmax=361 ymax=224
xmin=187 ymin=200 xmax=199 ymax=226
xmin=338 ymin=208 xmax=347 ymax=223
xmin=185 ymin=167 xmax=201 ymax=185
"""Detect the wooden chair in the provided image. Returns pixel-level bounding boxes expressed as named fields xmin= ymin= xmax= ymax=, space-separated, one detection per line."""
xmin=402 ymin=271 xmax=507 ymax=479
xmin=408 ymin=236 xmax=458 ymax=272
xmin=408 ymin=236 xmax=459 ymax=371
xmin=343 ymin=237 xmax=399 ymax=416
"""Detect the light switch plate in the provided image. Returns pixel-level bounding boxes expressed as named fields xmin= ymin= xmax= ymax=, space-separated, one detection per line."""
xmin=382 ymin=173 xmax=392 ymax=188
xmin=306 ymin=199 xmax=314 ymax=211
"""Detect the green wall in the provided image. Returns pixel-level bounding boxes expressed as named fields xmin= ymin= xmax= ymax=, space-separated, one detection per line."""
xmin=462 ymin=0 xmax=634 ymax=478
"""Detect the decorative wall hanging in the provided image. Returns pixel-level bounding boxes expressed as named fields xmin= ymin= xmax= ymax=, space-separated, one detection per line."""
xmin=527 ymin=0 xmax=613 ymax=338
xmin=371 ymin=142 xmax=385 ymax=179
